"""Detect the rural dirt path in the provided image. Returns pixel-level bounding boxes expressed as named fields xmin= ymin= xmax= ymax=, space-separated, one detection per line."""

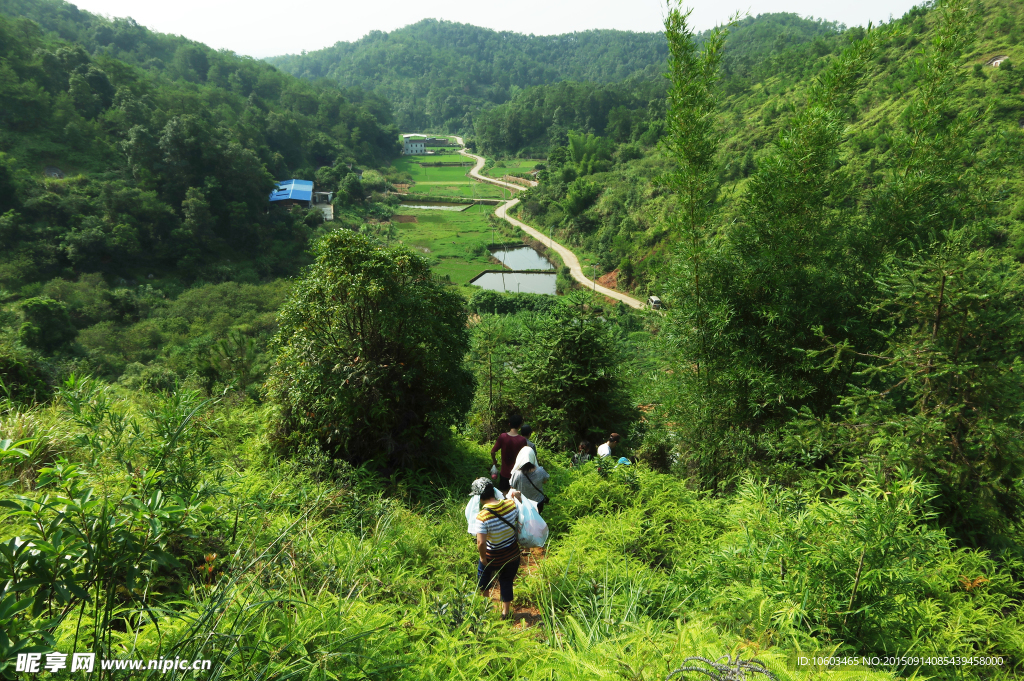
xmin=453 ymin=141 xmax=645 ymax=309
xmin=483 ymin=547 xmax=546 ymax=629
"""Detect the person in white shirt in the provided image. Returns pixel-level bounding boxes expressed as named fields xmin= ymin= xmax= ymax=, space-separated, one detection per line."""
xmin=510 ymin=426 xmax=549 ymax=510
xmin=597 ymin=433 xmax=621 ymax=458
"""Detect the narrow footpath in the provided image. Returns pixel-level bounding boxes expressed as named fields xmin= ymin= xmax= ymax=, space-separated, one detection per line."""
xmin=450 ymin=137 xmax=645 ymax=310
xmin=484 ymin=547 xmax=546 ymax=629
xmin=450 ymin=136 xmax=613 ymax=627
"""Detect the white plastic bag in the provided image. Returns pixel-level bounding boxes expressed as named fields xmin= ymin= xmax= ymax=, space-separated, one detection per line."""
xmin=465 ymin=489 xmax=504 ymax=535
xmin=515 ymin=497 xmax=548 ymax=548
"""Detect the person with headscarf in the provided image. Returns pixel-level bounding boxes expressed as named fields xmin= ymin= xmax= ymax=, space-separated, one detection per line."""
xmin=467 ymin=477 xmax=522 ymax=619
xmin=510 ymin=425 xmax=549 ymax=511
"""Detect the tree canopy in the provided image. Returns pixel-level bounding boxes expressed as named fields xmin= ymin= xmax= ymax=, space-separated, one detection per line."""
xmin=268 ymin=19 xmax=672 ymax=132
xmin=0 ymin=3 xmax=400 ymax=292
xmin=267 ymin=230 xmax=473 ymax=468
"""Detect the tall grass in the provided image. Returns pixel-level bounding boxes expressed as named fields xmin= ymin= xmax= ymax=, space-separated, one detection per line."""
xmin=3 ymin=382 xmax=1021 ymax=679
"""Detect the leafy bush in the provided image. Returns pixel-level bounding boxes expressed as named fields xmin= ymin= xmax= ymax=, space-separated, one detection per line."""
xmin=504 ymin=293 xmax=633 ymax=448
xmin=468 ymin=289 xmax=557 ymax=315
xmin=336 ymin=174 xmax=365 ymax=206
xmin=0 ymin=459 xmax=195 ymax=674
xmin=41 ymin=274 xmax=141 ymax=328
xmin=267 ymin=230 xmax=474 ymax=468
xmin=788 ymin=235 xmax=1024 ymax=542
xmin=682 ymin=473 xmax=1024 ymax=664
xmin=535 ymin=462 xmax=1024 ymax=674
xmin=118 ymin=361 xmax=178 ymax=392
xmin=17 ymin=298 xmax=77 ymax=354
xmin=562 ymin=177 xmax=600 ymax=218
xmin=0 ymin=340 xmax=50 ymax=404
xmin=360 ymin=169 xmax=387 ymax=193
xmin=203 ymin=329 xmax=266 ymax=396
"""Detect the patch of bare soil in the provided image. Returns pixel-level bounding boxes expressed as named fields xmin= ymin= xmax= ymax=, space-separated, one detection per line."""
xmin=393 ymin=215 xmax=417 ymax=223
xmin=596 ymin=269 xmax=619 ymax=290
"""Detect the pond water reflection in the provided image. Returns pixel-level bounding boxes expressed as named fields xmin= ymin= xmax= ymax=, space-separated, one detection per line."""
xmin=490 ymin=246 xmax=553 ymax=270
xmin=470 ymin=271 xmax=556 ymax=295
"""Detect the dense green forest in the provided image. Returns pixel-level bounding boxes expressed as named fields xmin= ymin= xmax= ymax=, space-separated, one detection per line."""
xmin=3 ymin=0 xmax=1024 ymax=678
xmin=269 ymin=14 xmax=841 ymax=134
xmin=507 ymin=0 xmax=1024 ymax=289
xmin=266 ymin=20 xmax=667 ymax=132
xmin=472 ymin=13 xmax=844 ymax=155
xmin=0 ymin=0 xmax=400 ymax=287
xmin=0 ymin=0 xmax=410 ymax=386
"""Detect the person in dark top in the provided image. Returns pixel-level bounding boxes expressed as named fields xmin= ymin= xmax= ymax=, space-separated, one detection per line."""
xmin=490 ymin=415 xmax=526 ymax=493
xmin=573 ymin=440 xmax=593 ymax=466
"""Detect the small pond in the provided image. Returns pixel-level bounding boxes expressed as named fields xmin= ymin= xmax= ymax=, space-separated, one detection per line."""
xmin=490 ymin=246 xmax=554 ymax=271
xmin=470 ymin=271 xmax=557 ymax=295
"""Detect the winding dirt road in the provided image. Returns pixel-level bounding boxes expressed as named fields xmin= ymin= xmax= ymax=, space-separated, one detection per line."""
xmin=449 ymin=138 xmax=644 ymax=309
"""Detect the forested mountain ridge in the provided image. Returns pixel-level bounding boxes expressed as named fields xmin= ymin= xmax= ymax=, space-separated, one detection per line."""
xmin=505 ymin=0 xmax=1024 ymax=287
xmin=473 ymin=13 xmax=846 ymax=155
xmin=267 ymin=14 xmax=840 ymax=132
xmin=266 ymin=20 xmax=666 ymax=132
xmin=0 ymin=0 xmax=400 ymax=296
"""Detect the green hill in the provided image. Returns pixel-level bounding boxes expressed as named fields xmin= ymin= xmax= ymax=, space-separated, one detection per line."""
xmin=508 ymin=0 xmax=1024 ymax=278
xmin=501 ymin=0 xmax=1024 ymax=541
xmin=2 ymin=0 xmax=1024 ymax=678
xmin=471 ymin=13 xmax=845 ymax=156
xmin=0 ymin=0 xmax=401 ymax=292
xmin=267 ymin=14 xmax=840 ymax=133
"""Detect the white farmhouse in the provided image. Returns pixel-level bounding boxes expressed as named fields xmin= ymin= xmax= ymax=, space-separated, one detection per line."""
xmin=402 ymin=134 xmax=426 ymax=155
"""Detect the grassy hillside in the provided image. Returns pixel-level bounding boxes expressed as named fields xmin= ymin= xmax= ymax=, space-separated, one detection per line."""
xmin=3 ymin=0 xmax=1024 ymax=678
xmin=2 ymin=379 xmax=1019 ymax=679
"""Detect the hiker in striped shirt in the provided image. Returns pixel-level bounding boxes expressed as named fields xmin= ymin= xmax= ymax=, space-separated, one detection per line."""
xmin=468 ymin=477 xmax=522 ymax=619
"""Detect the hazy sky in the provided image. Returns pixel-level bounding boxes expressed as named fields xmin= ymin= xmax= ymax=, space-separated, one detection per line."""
xmin=68 ymin=0 xmax=924 ymax=59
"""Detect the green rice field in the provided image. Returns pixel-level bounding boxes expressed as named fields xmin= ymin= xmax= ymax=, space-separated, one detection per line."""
xmin=393 ymin=203 xmax=516 ymax=288
xmin=394 ymin=155 xmax=508 ymax=199
xmin=482 ymin=158 xmax=544 ymax=178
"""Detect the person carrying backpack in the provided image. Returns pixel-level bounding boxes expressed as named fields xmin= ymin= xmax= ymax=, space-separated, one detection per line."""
xmin=468 ymin=477 xmax=522 ymax=619
xmin=510 ymin=426 xmax=549 ymax=511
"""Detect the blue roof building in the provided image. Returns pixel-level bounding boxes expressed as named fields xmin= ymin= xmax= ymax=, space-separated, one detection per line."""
xmin=269 ymin=179 xmax=313 ymax=206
